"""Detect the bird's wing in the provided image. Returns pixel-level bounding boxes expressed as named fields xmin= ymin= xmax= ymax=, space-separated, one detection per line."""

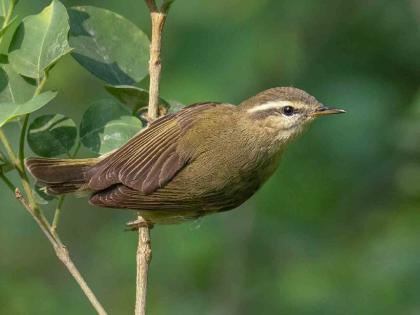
xmin=88 ymin=102 xmax=223 ymax=194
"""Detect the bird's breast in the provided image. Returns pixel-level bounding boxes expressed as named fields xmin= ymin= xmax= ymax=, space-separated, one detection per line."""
xmin=173 ymin=134 xmax=283 ymax=211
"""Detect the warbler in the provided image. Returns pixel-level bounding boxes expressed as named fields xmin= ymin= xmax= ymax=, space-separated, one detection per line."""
xmin=26 ymin=87 xmax=345 ymax=224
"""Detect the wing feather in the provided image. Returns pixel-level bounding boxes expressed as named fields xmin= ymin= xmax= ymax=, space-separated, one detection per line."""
xmin=88 ymin=102 xmax=220 ymax=194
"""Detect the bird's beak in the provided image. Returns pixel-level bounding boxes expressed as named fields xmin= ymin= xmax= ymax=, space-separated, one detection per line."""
xmin=312 ymin=106 xmax=346 ymax=117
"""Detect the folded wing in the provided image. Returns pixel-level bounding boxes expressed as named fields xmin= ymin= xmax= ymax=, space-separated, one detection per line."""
xmin=88 ymin=102 xmax=220 ymax=194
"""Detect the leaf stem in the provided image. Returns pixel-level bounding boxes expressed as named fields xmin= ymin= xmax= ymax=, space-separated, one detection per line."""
xmin=18 ymin=74 xmax=48 ymax=171
xmin=3 ymin=0 xmax=15 ymax=28
xmin=72 ymin=141 xmax=81 ymax=158
xmin=17 ymin=73 xmax=49 ymax=206
xmin=50 ymin=140 xmax=81 ymax=234
xmin=18 ymin=115 xmax=29 ymax=168
xmin=34 ymin=74 xmax=48 ymax=96
xmin=0 ymin=0 xmax=16 ymax=47
xmin=145 ymin=0 xmax=158 ymax=12
xmin=0 ymin=128 xmax=18 ymax=168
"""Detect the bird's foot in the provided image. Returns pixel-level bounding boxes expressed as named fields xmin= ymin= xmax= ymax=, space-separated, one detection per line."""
xmin=125 ymin=218 xmax=154 ymax=231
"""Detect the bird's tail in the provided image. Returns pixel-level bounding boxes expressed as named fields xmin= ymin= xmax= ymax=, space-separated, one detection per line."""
xmin=25 ymin=157 xmax=99 ymax=195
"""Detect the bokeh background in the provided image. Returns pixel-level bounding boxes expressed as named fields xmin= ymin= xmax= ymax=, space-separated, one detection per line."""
xmin=1 ymin=0 xmax=420 ymax=314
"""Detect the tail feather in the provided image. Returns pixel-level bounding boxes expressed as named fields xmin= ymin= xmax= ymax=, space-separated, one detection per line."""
xmin=25 ymin=157 xmax=99 ymax=195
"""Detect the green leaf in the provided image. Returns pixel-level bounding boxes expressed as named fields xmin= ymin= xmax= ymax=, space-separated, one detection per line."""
xmin=104 ymin=85 xmax=169 ymax=112
xmin=0 ymin=0 xmax=13 ymax=18
xmin=68 ymin=6 xmax=150 ymax=85
xmin=8 ymin=0 xmax=72 ymax=79
xmin=0 ymin=91 xmax=57 ymax=127
xmin=0 ymin=15 xmax=16 ymax=38
xmin=27 ymin=114 xmax=77 ymax=157
xmin=79 ymin=99 xmax=142 ymax=154
xmin=0 ymin=16 xmax=18 ymax=53
xmin=0 ymin=62 xmax=36 ymax=103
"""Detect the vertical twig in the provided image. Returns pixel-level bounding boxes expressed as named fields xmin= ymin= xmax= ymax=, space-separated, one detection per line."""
xmin=135 ymin=1 xmax=168 ymax=315
xmin=135 ymin=216 xmax=152 ymax=315
xmin=147 ymin=10 xmax=166 ymax=120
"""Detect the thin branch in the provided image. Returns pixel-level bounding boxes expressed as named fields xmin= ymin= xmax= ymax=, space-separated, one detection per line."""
xmin=0 ymin=128 xmax=19 ymax=170
xmin=50 ymin=141 xmax=80 ymax=235
xmin=145 ymin=0 xmax=158 ymax=12
xmin=0 ymin=80 xmax=107 ymax=314
xmin=135 ymin=217 xmax=152 ymax=315
xmin=18 ymin=74 xmax=48 ymax=170
xmin=18 ymin=114 xmax=30 ymax=168
xmin=135 ymin=1 xmax=169 ymax=315
xmin=147 ymin=12 xmax=167 ymax=120
xmin=15 ymin=188 xmax=108 ymax=315
xmin=161 ymin=0 xmax=175 ymax=13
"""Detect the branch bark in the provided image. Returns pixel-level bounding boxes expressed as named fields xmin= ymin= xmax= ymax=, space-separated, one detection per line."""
xmin=147 ymin=11 xmax=166 ymax=120
xmin=15 ymin=188 xmax=107 ymax=315
xmin=135 ymin=217 xmax=152 ymax=315
xmin=1 ymin=123 xmax=107 ymax=314
xmin=135 ymin=1 xmax=168 ymax=315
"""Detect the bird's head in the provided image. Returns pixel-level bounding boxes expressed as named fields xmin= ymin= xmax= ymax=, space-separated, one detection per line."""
xmin=240 ymin=87 xmax=345 ymax=142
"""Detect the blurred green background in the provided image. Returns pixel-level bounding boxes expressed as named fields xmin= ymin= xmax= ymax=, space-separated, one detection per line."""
xmin=1 ymin=0 xmax=420 ymax=314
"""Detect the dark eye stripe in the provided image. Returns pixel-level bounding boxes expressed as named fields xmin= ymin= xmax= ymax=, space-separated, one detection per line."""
xmin=249 ymin=108 xmax=278 ymax=119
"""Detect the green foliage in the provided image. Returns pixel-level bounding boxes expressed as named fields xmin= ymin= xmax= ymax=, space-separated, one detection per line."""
xmin=0 ymin=0 xmax=159 ymax=313
xmin=3 ymin=1 xmax=419 ymax=315
xmin=0 ymin=62 xmax=36 ymax=103
xmin=68 ymin=6 xmax=150 ymax=85
xmin=0 ymin=91 xmax=57 ymax=127
xmin=105 ymin=85 xmax=169 ymax=113
xmin=8 ymin=0 xmax=72 ymax=79
xmin=0 ymin=0 xmax=153 ymax=149
xmin=27 ymin=114 xmax=77 ymax=157
xmin=0 ymin=0 xmax=17 ymax=23
xmin=0 ymin=0 xmax=12 ymax=17
xmin=79 ymin=99 xmax=142 ymax=154
xmin=0 ymin=15 xmax=16 ymax=37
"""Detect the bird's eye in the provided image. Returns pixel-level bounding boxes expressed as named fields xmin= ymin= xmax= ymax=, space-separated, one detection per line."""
xmin=281 ymin=106 xmax=295 ymax=116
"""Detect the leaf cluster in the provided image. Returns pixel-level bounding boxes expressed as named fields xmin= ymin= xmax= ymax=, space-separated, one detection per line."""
xmin=0 ymin=0 xmax=181 ymax=204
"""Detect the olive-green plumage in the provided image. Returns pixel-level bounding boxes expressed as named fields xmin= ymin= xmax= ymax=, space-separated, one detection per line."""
xmin=26 ymin=87 xmax=345 ymax=224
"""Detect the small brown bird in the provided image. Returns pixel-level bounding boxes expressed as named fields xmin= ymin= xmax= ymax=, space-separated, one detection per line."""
xmin=26 ymin=87 xmax=345 ymax=224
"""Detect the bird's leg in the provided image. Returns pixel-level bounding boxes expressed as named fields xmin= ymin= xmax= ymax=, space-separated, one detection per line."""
xmin=125 ymin=218 xmax=154 ymax=231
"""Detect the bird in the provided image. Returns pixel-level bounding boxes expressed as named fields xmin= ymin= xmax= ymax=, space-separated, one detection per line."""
xmin=26 ymin=87 xmax=345 ymax=224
